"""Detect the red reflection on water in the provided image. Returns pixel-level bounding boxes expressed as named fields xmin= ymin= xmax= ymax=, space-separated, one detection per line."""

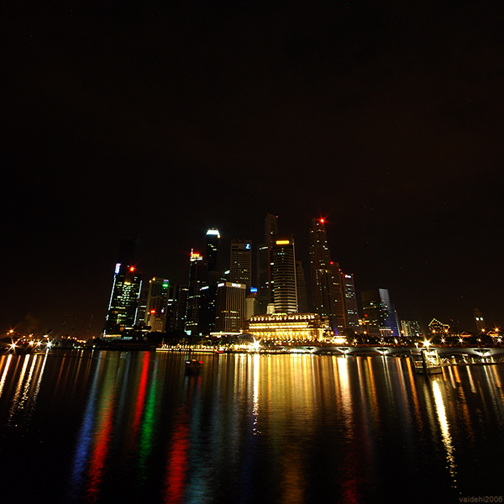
xmin=129 ymin=352 xmax=150 ymax=450
xmin=85 ymin=397 xmax=115 ymax=502
xmin=164 ymin=408 xmax=190 ymax=504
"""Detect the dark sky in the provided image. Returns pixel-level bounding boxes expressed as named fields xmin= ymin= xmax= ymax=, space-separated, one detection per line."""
xmin=2 ymin=1 xmax=503 ymax=337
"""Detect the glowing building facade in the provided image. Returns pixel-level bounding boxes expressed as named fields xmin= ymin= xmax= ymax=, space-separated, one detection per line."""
xmin=244 ymin=313 xmax=329 ymax=342
xmin=214 ymin=282 xmax=246 ymax=333
xmin=271 ymin=235 xmax=298 ymax=313
xmin=185 ymin=250 xmax=208 ymax=335
xmin=103 ymin=239 xmax=142 ymax=338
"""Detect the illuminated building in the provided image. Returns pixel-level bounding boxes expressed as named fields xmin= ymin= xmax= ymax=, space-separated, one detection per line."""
xmin=230 ymin=239 xmax=252 ymax=292
xmin=206 ymin=228 xmax=220 ymax=285
xmin=244 ymin=313 xmax=329 ymax=342
xmin=214 ymin=282 xmax=246 ymax=333
xmin=166 ymin=285 xmax=188 ymax=332
xmin=103 ymin=239 xmax=142 ymax=338
xmin=144 ymin=277 xmax=170 ymax=332
xmin=428 ymin=318 xmax=450 ymax=337
xmin=361 ymin=289 xmax=400 ymax=337
xmin=271 ymin=235 xmax=298 ymax=313
xmin=341 ymin=271 xmax=360 ymax=332
xmin=309 ymin=218 xmax=345 ymax=333
xmin=257 ymin=214 xmax=278 ymax=314
xmin=185 ymin=250 xmax=208 ymax=335
xmin=401 ymin=319 xmax=422 ymax=338
xmin=474 ymin=308 xmax=485 ymax=332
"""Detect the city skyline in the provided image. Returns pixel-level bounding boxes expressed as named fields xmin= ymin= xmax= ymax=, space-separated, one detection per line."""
xmin=2 ymin=2 xmax=503 ymax=336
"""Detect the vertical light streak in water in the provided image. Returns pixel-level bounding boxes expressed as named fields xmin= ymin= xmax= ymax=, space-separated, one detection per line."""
xmin=466 ymin=366 xmax=477 ymax=394
xmin=337 ymin=357 xmax=360 ymax=503
xmin=128 ymin=352 xmax=150 ymax=454
xmin=405 ymin=358 xmax=423 ymax=430
xmin=164 ymin=406 xmax=190 ymax=504
xmin=365 ymin=356 xmax=380 ymax=431
xmin=7 ymin=354 xmax=30 ymax=424
xmin=85 ymin=360 xmax=118 ymax=502
xmin=483 ymin=366 xmax=504 ymax=423
xmin=137 ymin=359 xmax=159 ymax=485
xmin=252 ymin=353 xmax=260 ymax=435
xmin=394 ymin=359 xmax=413 ymax=426
xmin=432 ymin=380 xmax=457 ymax=488
xmin=447 ymin=367 xmax=457 ymax=389
xmin=28 ymin=351 xmax=49 ymax=417
xmin=68 ymin=356 xmax=106 ymax=500
xmin=0 ymin=354 xmax=13 ymax=398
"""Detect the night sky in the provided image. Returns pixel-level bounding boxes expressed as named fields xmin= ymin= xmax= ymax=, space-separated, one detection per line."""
xmin=2 ymin=1 xmax=503 ymax=337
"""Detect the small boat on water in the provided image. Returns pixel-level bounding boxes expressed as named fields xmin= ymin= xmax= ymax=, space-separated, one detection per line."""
xmin=185 ymin=359 xmax=203 ymax=374
xmin=411 ymin=349 xmax=443 ymax=375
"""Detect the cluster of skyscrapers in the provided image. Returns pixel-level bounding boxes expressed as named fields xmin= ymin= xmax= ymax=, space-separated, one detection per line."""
xmin=103 ymin=214 xmax=404 ymax=341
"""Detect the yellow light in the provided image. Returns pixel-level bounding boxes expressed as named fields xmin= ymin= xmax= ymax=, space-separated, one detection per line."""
xmin=275 ymin=240 xmax=290 ymax=245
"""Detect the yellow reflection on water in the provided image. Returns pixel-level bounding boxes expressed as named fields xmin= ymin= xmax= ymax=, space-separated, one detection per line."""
xmin=0 ymin=354 xmax=13 ymax=398
xmin=432 ymin=380 xmax=457 ymax=488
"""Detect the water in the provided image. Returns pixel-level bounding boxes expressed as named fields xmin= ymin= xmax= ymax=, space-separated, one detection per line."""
xmin=1 ymin=350 xmax=503 ymax=503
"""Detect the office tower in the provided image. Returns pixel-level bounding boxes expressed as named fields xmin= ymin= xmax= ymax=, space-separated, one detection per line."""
xmin=401 ymin=320 xmax=422 ymax=338
xmin=144 ymin=277 xmax=169 ymax=332
xmin=103 ymin=239 xmax=142 ymax=338
xmin=340 ymin=271 xmax=360 ymax=332
xmin=257 ymin=214 xmax=278 ymax=314
xmin=474 ymin=308 xmax=485 ymax=332
xmin=185 ymin=250 xmax=208 ymax=335
xmin=206 ymin=228 xmax=220 ymax=284
xmin=214 ymin=282 xmax=247 ymax=333
xmin=270 ymin=235 xmax=298 ymax=313
xmin=230 ymin=239 xmax=252 ymax=292
xmin=309 ymin=218 xmax=344 ymax=334
xmin=166 ymin=285 xmax=188 ymax=332
xmin=245 ymin=292 xmax=258 ymax=320
xmin=296 ymin=261 xmax=309 ymax=313
xmin=361 ymin=289 xmax=400 ymax=337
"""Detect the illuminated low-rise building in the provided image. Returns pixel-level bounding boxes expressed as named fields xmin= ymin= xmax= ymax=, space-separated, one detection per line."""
xmin=243 ymin=313 xmax=330 ymax=342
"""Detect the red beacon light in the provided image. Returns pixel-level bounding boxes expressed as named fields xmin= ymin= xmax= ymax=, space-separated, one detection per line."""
xmin=320 ymin=218 xmax=325 ymax=224
xmin=129 ymin=266 xmax=135 ymax=272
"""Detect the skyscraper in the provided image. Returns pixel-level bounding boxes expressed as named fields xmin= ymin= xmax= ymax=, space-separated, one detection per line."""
xmin=103 ymin=239 xmax=142 ymax=338
xmin=340 ymin=271 xmax=360 ymax=332
xmin=206 ymin=228 xmax=220 ymax=285
xmin=309 ymin=218 xmax=345 ymax=334
xmin=230 ymin=239 xmax=252 ymax=292
xmin=185 ymin=250 xmax=208 ymax=335
xmin=214 ymin=282 xmax=246 ymax=333
xmin=270 ymin=235 xmax=298 ymax=313
xmin=144 ymin=277 xmax=170 ymax=332
xmin=361 ymin=289 xmax=400 ymax=337
xmin=257 ymin=214 xmax=278 ymax=314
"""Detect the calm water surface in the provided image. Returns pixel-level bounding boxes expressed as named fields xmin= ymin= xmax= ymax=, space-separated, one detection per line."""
xmin=1 ymin=350 xmax=503 ymax=503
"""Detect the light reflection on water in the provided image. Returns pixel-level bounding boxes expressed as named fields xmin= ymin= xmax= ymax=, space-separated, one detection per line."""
xmin=1 ymin=351 xmax=504 ymax=503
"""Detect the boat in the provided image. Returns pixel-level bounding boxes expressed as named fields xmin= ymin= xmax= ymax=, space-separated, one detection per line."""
xmin=185 ymin=359 xmax=203 ymax=374
xmin=411 ymin=349 xmax=443 ymax=375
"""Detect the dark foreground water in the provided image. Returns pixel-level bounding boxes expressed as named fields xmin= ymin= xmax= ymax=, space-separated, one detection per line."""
xmin=1 ymin=350 xmax=503 ymax=504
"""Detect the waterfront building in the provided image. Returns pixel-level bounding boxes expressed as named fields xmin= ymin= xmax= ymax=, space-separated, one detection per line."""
xmin=206 ymin=228 xmax=220 ymax=285
xmin=185 ymin=250 xmax=208 ymax=335
xmin=244 ymin=313 xmax=329 ymax=342
xmin=400 ymin=319 xmax=422 ymax=338
xmin=474 ymin=308 xmax=485 ymax=332
xmin=245 ymin=292 xmax=258 ymax=320
xmin=144 ymin=277 xmax=170 ymax=332
xmin=270 ymin=235 xmax=298 ymax=313
xmin=214 ymin=282 xmax=246 ymax=333
xmin=257 ymin=214 xmax=278 ymax=314
xmin=103 ymin=239 xmax=142 ymax=338
xmin=428 ymin=318 xmax=450 ymax=337
xmin=361 ymin=288 xmax=400 ymax=337
xmin=230 ymin=239 xmax=252 ymax=292
xmin=309 ymin=218 xmax=345 ymax=333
